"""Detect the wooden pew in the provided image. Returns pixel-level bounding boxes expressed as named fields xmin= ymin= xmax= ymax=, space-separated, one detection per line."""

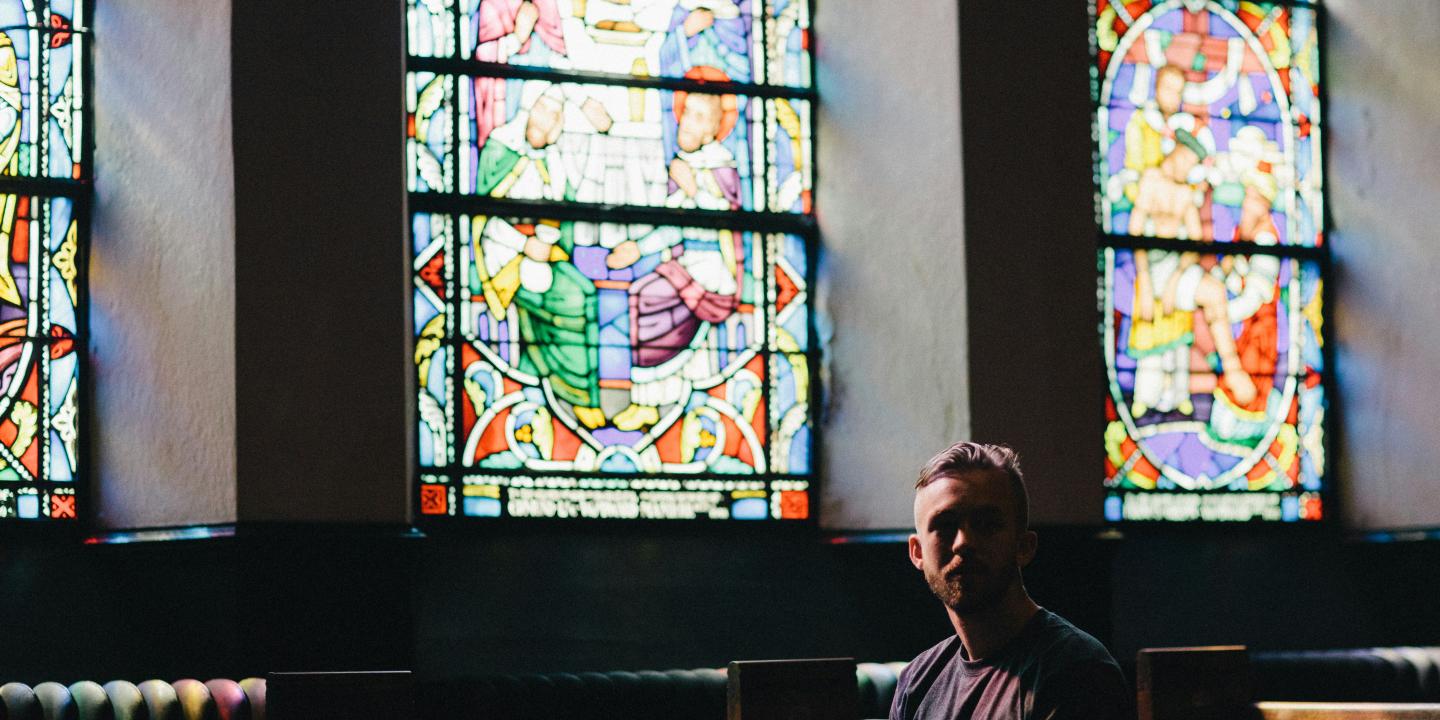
xmin=1255 ymin=702 xmax=1440 ymax=720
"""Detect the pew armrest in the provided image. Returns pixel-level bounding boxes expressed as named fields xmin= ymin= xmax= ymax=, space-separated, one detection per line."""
xmin=1256 ymin=702 xmax=1440 ymax=720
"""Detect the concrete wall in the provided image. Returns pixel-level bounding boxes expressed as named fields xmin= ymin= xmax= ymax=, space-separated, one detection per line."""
xmin=89 ymin=0 xmax=236 ymax=527
xmin=815 ymin=0 xmax=969 ymax=531
xmin=1327 ymin=0 xmax=1440 ymax=531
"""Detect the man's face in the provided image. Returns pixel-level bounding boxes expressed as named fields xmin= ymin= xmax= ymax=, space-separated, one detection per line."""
xmin=677 ymin=93 xmax=723 ymax=153
xmin=526 ymin=97 xmax=564 ymax=149
xmin=1156 ymin=69 xmax=1185 ymax=117
xmin=909 ymin=470 xmax=1036 ymax=616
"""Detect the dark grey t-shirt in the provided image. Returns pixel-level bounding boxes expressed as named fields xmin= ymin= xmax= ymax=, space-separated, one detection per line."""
xmin=889 ymin=609 xmax=1131 ymax=720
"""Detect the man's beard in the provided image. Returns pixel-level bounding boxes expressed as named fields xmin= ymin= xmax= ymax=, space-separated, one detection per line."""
xmin=925 ymin=561 xmax=1017 ymax=616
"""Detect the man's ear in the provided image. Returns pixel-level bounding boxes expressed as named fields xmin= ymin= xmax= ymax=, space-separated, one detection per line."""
xmin=1017 ymin=529 xmax=1038 ymax=568
xmin=908 ymin=534 xmax=924 ymax=571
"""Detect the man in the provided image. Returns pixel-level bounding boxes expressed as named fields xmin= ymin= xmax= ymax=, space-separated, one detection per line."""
xmin=891 ymin=443 xmax=1131 ymax=720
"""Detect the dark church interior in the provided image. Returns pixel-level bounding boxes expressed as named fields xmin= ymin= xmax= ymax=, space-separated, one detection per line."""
xmin=3 ymin=0 xmax=1440 ymax=718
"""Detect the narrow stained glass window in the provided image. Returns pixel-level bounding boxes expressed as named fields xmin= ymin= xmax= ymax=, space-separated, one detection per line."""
xmin=410 ymin=0 xmax=814 ymax=522
xmin=1092 ymin=0 xmax=1328 ymax=523
xmin=0 ymin=0 xmax=88 ymax=522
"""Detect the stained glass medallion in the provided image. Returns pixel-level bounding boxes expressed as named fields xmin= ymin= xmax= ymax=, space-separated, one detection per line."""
xmin=0 ymin=0 xmax=88 ymax=523
xmin=1095 ymin=0 xmax=1322 ymax=248
xmin=1093 ymin=0 xmax=1327 ymax=523
xmin=410 ymin=0 xmax=814 ymax=521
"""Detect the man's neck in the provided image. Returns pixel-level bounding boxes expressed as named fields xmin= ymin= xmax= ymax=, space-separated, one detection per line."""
xmin=947 ymin=584 xmax=1041 ymax=662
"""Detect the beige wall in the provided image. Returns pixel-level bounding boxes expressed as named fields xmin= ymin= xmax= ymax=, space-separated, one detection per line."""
xmin=815 ymin=0 xmax=969 ymax=530
xmin=89 ymin=0 xmax=236 ymax=527
xmin=1328 ymin=0 xmax=1440 ymax=530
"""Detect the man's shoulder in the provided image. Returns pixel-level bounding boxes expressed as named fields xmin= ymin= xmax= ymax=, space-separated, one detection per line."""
xmin=1024 ymin=611 xmax=1132 ymax=719
xmin=899 ymin=634 xmax=963 ymax=684
xmin=891 ymin=635 xmax=962 ymax=720
xmin=1027 ymin=609 xmax=1121 ymax=669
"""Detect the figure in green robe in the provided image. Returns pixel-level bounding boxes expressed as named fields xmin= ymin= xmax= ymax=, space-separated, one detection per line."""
xmin=472 ymin=88 xmax=608 ymax=429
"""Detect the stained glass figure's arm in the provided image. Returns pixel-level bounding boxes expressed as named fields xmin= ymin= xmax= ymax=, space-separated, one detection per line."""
xmin=580 ymin=97 xmax=613 ymax=132
xmin=1183 ymin=198 xmax=1203 ymax=242
xmin=1161 ymin=252 xmax=1200 ymax=317
xmin=1128 ymin=175 xmax=1154 ymax=238
xmin=669 ymin=156 xmax=699 ymax=198
xmin=1225 ymin=255 xmax=1280 ymax=323
xmin=479 ymin=0 xmax=567 ymax=59
xmin=606 ymin=226 xmax=680 ymax=270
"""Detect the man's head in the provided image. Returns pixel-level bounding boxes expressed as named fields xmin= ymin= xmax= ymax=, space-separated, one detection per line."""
xmin=673 ymin=66 xmax=738 ymax=153
xmin=1155 ymin=64 xmax=1187 ymax=117
xmin=676 ymin=92 xmax=725 ymax=152
xmin=909 ymin=442 xmax=1037 ymax=616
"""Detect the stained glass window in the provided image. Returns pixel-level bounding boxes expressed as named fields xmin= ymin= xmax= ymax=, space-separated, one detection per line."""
xmin=0 ymin=0 xmax=88 ymax=523
xmin=410 ymin=0 xmax=814 ymax=521
xmin=1093 ymin=0 xmax=1328 ymax=522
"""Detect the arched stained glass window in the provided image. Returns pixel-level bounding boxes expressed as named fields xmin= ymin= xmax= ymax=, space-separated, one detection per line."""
xmin=409 ymin=0 xmax=815 ymax=522
xmin=0 ymin=0 xmax=86 ymax=523
xmin=1092 ymin=0 xmax=1328 ymax=523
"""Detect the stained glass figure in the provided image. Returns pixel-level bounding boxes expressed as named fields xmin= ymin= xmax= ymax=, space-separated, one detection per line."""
xmin=1093 ymin=0 xmax=1326 ymax=523
xmin=449 ymin=0 xmax=764 ymax=82
xmin=0 ymin=0 xmax=87 ymax=523
xmin=409 ymin=74 xmax=812 ymax=213
xmin=1094 ymin=0 xmax=1323 ymax=248
xmin=410 ymin=0 xmax=813 ymax=521
xmin=1102 ymin=247 xmax=1324 ymax=522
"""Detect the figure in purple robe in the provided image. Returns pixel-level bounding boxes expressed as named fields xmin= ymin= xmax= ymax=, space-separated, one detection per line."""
xmin=622 ymin=71 xmax=745 ymax=410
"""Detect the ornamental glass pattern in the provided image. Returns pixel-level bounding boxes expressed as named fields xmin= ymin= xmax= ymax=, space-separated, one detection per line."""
xmin=1093 ymin=0 xmax=1329 ymax=522
xmin=0 ymin=0 xmax=87 ymax=522
xmin=409 ymin=0 xmax=815 ymax=521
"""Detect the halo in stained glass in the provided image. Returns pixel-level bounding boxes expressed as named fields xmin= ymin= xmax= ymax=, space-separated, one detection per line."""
xmin=1093 ymin=0 xmax=1323 ymax=248
xmin=1102 ymin=247 xmax=1325 ymax=522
